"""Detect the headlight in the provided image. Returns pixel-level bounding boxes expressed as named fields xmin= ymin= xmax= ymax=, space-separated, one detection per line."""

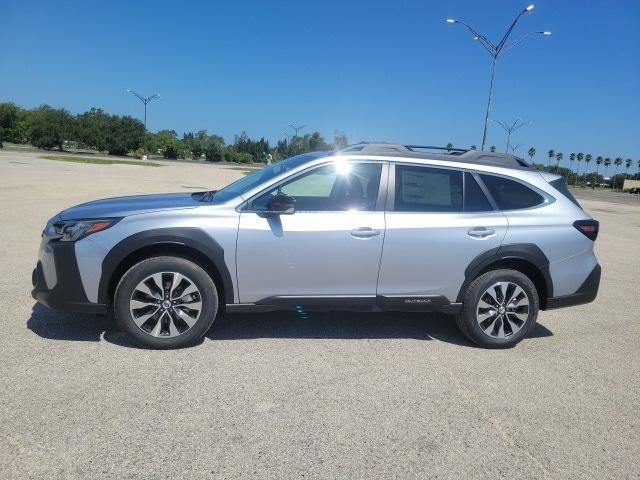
xmin=53 ymin=218 xmax=121 ymax=242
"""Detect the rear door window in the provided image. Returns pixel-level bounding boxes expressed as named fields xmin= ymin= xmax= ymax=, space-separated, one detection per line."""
xmin=479 ymin=174 xmax=545 ymax=210
xmin=394 ymin=165 xmax=463 ymax=212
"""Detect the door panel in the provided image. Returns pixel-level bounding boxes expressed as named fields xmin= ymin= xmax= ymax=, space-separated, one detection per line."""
xmin=377 ymin=212 xmax=507 ymax=302
xmin=236 ymin=212 xmax=385 ymax=302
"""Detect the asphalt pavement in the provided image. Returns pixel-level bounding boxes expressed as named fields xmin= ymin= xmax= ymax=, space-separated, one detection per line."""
xmin=1 ymin=151 xmax=638 ymax=479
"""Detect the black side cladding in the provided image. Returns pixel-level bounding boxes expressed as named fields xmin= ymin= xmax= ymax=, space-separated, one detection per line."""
xmin=456 ymin=244 xmax=553 ymax=304
xmin=31 ymin=242 xmax=107 ymax=313
xmin=545 ymin=264 xmax=601 ymax=309
xmin=98 ymin=228 xmax=234 ymax=305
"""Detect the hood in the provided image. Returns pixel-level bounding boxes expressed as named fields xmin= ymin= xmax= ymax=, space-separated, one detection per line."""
xmin=59 ymin=192 xmax=206 ymax=220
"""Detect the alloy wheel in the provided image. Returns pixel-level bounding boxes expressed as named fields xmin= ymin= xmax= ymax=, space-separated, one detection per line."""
xmin=129 ymin=272 xmax=202 ymax=338
xmin=475 ymin=281 xmax=530 ymax=339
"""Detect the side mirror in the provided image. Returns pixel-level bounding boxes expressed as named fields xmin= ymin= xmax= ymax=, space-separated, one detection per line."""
xmin=261 ymin=194 xmax=295 ymax=216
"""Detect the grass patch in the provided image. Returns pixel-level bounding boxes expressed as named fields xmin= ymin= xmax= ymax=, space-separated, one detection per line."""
xmin=39 ymin=155 xmax=161 ymax=167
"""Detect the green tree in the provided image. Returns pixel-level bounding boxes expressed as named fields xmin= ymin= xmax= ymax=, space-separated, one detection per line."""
xmin=105 ymin=115 xmax=145 ymax=156
xmin=527 ymin=147 xmax=536 ymax=165
xmin=469 ymin=144 xmax=477 ymax=150
xmin=489 ymin=145 xmax=496 ymax=152
xmin=594 ymin=156 xmax=603 ymax=188
xmin=446 ymin=142 xmax=453 ymax=152
xmin=603 ymin=157 xmax=611 ymax=183
xmin=74 ymin=108 xmax=110 ymax=151
xmin=568 ymin=153 xmax=576 ymax=184
xmin=0 ymin=102 xmax=20 ymax=146
xmin=576 ymin=152 xmax=584 ymax=184
xmin=28 ymin=105 xmax=73 ymax=151
xmin=555 ymin=152 xmax=563 ymax=174
xmin=584 ymin=153 xmax=592 ymax=184
xmin=613 ymin=157 xmax=623 ymax=190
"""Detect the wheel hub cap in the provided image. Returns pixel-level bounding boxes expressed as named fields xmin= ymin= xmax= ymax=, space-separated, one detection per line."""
xmin=475 ymin=281 xmax=530 ymax=339
xmin=129 ymin=272 xmax=203 ymax=338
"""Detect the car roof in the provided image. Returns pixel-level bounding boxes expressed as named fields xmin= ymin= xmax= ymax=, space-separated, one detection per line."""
xmin=334 ymin=142 xmax=533 ymax=171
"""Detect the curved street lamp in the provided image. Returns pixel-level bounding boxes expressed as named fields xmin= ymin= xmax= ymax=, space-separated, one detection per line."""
xmin=446 ymin=5 xmax=551 ymax=150
xmin=127 ymin=90 xmax=161 ymax=130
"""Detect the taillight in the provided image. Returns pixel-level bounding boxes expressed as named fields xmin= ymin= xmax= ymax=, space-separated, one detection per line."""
xmin=573 ymin=220 xmax=599 ymax=241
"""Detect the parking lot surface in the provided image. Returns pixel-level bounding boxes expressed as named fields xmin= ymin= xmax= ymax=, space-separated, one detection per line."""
xmin=1 ymin=151 xmax=639 ymax=479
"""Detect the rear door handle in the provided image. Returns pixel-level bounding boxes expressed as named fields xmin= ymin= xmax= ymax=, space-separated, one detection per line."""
xmin=351 ymin=227 xmax=381 ymax=238
xmin=468 ymin=227 xmax=495 ymax=238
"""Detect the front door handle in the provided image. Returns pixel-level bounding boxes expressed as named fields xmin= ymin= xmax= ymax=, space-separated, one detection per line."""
xmin=351 ymin=227 xmax=381 ymax=238
xmin=468 ymin=227 xmax=495 ymax=238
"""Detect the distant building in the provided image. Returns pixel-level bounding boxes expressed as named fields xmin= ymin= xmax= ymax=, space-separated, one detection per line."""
xmin=622 ymin=179 xmax=640 ymax=192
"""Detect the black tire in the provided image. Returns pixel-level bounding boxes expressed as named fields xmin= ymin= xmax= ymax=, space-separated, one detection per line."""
xmin=114 ymin=256 xmax=218 ymax=349
xmin=456 ymin=269 xmax=539 ymax=349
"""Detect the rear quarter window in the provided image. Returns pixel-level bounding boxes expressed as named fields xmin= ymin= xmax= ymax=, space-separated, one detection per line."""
xmin=549 ymin=177 xmax=582 ymax=208
xmin=479 ymin=174 xmax=545 ymax=210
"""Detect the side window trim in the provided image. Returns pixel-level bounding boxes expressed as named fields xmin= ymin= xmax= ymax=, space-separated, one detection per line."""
xmin=470 ymin=172 xmax=499 ymax=211
xmin=241 ymin=160 xmax=389 ymax=213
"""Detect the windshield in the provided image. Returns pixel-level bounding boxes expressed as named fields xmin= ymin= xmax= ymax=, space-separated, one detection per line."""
xmin=210 ymin=151 xmax=331 ymax=203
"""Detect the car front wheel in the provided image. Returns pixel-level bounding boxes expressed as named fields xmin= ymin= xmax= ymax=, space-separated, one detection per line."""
xmin=114 ymin=256 xmax=218 ymax=349
xmin=456 ymin=269 xmax=539 ymax=348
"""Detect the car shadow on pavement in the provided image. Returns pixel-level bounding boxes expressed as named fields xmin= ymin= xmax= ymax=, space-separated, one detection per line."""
xmin=208 ymin=310 xmax=554 ymax=347
xmin=27 ymin=303 xmax=135 ymax=347
xmin=27 ymin=303 xmax=553 ymax=349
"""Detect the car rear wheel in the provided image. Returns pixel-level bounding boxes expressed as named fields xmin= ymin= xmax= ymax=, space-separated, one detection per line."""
xmin=114 ymin=256 xmax=218 ymax=349
xmin=456 ymin=269 xmax=539 ymax=348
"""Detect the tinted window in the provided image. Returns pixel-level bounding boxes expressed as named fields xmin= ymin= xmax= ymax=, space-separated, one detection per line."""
xmin=249 ymin=162 xmax=382 ymax=212
xmin=464 ymin=173 xmax=492 ymax=212
xmin=479 ymin=174 xmax=544 ymax=210
xmin=394 ymin=165 xmax=463 ymax=212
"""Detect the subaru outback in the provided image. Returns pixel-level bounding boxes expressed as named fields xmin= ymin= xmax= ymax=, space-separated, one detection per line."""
xmin=32 ymin=143 xmax=600 ymax=349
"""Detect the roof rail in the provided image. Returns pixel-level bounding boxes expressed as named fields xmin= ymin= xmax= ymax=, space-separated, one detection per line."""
xmin=336 ymin=142 xmax=533 ymax=170
xmin=405 ymin=145 xmax=468 ymax=155
xmin=338 ymin=142 xmax=469 ymax=155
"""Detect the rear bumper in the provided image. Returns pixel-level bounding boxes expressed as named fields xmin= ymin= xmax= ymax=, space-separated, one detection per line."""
xmin=545 ymin=263 xmax=601 ymax=310
xmin=31 ymin=241 xmax=107 ymax=314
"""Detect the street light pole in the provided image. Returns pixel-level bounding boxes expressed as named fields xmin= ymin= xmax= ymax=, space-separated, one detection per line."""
xmin=288 ymin=123 xmax=305 ymax=138
xmin=494 ymin=118 xmax=530 ymax=153
xmin=446 ymin=5 xmax=550 ymax=150
xmin=127 ymin=90 xmax=161 ymax=130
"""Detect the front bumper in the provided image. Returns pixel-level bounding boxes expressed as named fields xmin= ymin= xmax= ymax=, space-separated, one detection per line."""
xmin=31 ymin=240 xmax=107 ymax=314
xmin=545 ymin=263 xmax=601 ymax=310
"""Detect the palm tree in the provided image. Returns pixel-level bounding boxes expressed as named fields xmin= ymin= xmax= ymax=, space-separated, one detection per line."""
xmin=604 ymin=157 xmax=612 ymax=186
xmin=576 ymin=152 xmax=584 ymax=185
xmin=547 ymin=149 xmax=555 ymax=169
xmin=555 ymin=152 xmax=563 ymax=175
xmin=490 ymin=145 xmax=496 ymax=153
xmin=595 ymin=156 xmax=603 ymax=188
xmin=614 ymin=157 xmax=623 ymax=190
xmin=528 ymin=147 xmax=536 ymax=165
xmin=625 ymin=158 xmax=632 ymax=177
xmin=569 ymin=153 xmax=576 ymax=184
xmin=584 ymin=154 xmax=592 ymax=185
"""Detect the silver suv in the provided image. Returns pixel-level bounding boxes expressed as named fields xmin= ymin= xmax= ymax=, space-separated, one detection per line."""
xmin=32 ymin=143 xmax=600 ymax=349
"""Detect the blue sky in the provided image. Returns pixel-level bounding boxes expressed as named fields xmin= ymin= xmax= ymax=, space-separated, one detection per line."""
xmin=1 ymin=0 xmax=638 ymax=168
